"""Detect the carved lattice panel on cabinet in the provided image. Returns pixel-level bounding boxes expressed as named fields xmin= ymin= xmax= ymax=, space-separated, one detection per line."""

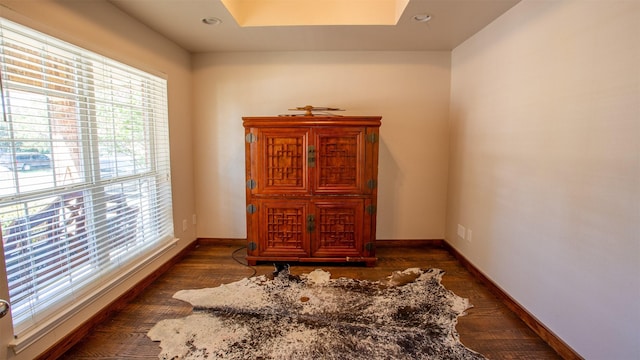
xmin=312 ymin=199 xmax=365 ymax=258
xmin=315 ymin=129 xmax=363 ymax=193
xmin=257 ymin=128 xmax=309 ymax=194
xmin=255 ymin=199 xmax=309 ymax=258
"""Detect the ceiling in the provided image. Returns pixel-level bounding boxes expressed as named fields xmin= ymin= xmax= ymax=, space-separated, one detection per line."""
xmin=108 ymin=0 xmax=520 ymax=53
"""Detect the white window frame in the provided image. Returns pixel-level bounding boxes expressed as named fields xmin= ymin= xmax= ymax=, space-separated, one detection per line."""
xmin=0 ymin=18 xmax=175 ymax=350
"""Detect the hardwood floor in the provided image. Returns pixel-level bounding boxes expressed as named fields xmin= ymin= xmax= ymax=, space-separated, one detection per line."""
xmin=58 ymin=240 xmax=562 ymax=360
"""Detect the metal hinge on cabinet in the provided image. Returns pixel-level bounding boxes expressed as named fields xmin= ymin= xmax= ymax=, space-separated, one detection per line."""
xmin=247 ymin=204 xmax=257 ymax=214
xmin=245 ymin=133 xmax=257 ymax=143
xmin=247 ymin=179 xmax=256 ymax=190
xmin=367 ymin=179 xmax=377 ymax=189
xmin=366 ymin=204 xmax=376 ymax=215
xmin=366 ymin=133 xmax=378 ymax=143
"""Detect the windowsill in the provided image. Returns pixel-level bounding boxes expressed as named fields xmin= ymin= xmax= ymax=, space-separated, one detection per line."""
xmin=9 ymin=237 xmax=179 ymax=354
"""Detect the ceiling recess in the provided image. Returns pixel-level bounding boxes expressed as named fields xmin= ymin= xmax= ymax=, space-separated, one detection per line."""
xmin=221 ymin=0 xmax=410 ymax=27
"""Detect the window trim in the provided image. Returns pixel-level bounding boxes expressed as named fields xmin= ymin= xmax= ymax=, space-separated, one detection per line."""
xmin=0 ymin=17 xmax=176 ymax=352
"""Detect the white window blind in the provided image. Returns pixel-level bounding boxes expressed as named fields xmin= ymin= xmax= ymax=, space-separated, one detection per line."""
xmin=0 ymin=18 xmax=174 ymax=337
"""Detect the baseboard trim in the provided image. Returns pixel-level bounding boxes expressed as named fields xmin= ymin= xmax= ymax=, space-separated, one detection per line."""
xmin=375 ymin=239 xmax=445 ymax=247
xmin=442 ymin=241 xmax=583 ymax=360
xmin=35 ymin=240 xmax=198 ymax=360
xmin=197 ymin=238 xmax=246 ymax=246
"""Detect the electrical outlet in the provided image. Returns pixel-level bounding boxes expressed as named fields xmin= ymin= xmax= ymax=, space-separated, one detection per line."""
xmin=182 ymin=219 xmax=188 ymax=232
xmin=466 ymin=229 xmax=472 ymax=242
xmin=192 ymin=214 xmax=197 ymax=225
xmin=457 ymin=224 xmax=466 ymax=239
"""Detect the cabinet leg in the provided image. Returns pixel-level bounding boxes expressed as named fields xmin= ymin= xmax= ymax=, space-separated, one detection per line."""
xmin=365 ymin=260 xmax=377 ymax=267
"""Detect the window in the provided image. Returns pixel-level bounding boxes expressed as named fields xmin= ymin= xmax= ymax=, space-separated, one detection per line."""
xmin=0 ymin=18 xmax=174 ymax=338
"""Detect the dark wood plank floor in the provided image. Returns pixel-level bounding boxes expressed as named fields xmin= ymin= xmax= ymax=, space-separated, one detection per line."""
xmin=59 ymin=240 xmax=562 ymax=360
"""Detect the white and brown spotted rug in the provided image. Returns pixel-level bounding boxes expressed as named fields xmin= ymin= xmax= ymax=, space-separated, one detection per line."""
xmin=147 ymin=267 xmax=486 ymax=360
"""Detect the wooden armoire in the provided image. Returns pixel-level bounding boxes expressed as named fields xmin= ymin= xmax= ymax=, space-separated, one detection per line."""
xmin=243 ymin=115 xmax=381 ymax=266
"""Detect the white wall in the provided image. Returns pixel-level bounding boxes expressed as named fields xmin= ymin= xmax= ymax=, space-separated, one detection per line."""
xmin=193 ymin=51 xmax=451 ymax=240
xmin=0 ymin=1 xmax=195 ymax=359
xmin=448 ymin=1 xmax=640 ymax=358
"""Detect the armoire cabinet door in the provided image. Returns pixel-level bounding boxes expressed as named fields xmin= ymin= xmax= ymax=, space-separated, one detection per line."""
xmin=249 ymin=127 xmax=372 ymax=196
xmin=253 ymin=128 xmax=310 ymax=195
xmin=254 ymin=199 xmax=310 ymax=258
xmin=250 ymin=198 xmax=370 ymax=259
xmin=311 ymin=199 xmax=365 ymax=258
xmin=313 ymin=128 xmax=366 ymax=194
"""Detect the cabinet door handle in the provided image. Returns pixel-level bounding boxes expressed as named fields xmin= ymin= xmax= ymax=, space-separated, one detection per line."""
xmin=306 ymin=214 xmax=315 ymax=232
xmin=308 ymin=145 xmax=316 ymax=168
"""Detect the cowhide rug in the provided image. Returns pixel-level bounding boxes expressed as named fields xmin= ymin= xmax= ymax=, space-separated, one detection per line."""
xmin=147 ymin=267 xmax=486 ymax=360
